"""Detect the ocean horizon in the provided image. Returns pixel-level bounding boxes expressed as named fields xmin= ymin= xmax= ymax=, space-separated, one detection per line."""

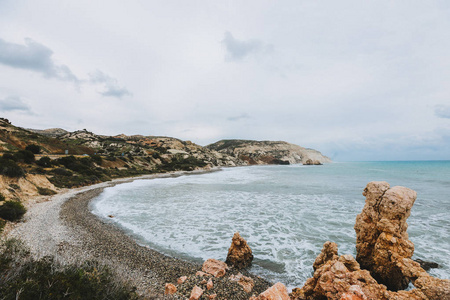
xmin=92 ymin=161 xmax=450 ymax=289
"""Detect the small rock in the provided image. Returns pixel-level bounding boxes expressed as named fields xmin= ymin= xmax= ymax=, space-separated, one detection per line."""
xmin=230 ymin=273 xmax=254 ymax=293
xmin=202 ymin=259 xmax=228 ymax=277
xmin=206 ymin=294 xmax=217 ymax=299
xmin=164 ymin=283 xmax=177 ymax=295
xmin=108 ymin=215 xmax=114 ymax=218
xmin=189 ymin=285 xmax=204 ymax=300
xmin=207 ymin=278 xmax=213 ymax=290
xmin=414 ymin=259 xmax=439 ymax=271
xmin=177 ymin=275 xmax=188 ymax=284
xmin=200 ymin=279 xmax=207 ymax=285
xmin=226 ymin=232 xmax=254 ymax=269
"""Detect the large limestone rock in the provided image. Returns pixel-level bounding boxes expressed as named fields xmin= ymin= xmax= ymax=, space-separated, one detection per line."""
xmin=202 ymin=259 xmax=228 ymax=278
xmin=354 ymin=182 xmax=417 ymax=290
xmin=292 ymin=182 xmax=450 ymax=300
xmin=251 ymin=282 xmax=290 ymax=300
xmin=225 ymin=232 xmax=254 ymax=269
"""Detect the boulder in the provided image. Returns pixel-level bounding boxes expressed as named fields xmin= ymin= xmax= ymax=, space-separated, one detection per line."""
xmin=202 ymin=259 xmax=228 ymax=277
xmin=207 ymin=278 xmax=214 ymax=290
xmin=225 ymin=232 xmax=254 ymax=269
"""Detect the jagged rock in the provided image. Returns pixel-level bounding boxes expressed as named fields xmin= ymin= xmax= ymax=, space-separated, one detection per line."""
xmin=164 ymin=283 xmax=177 ymax=295
xmin=354 ymin=181 xmax=417 ymax=290
xmin=195 ymin=271 xmax=210 ymax=277
xmin=202 ymin=259 xmax=228 ymax=277
xmin=189 ymin=285 xmax=203 ymax=300
xmin=225 ymin=232 xmax=253 ymax=269
xmin=229 ymin=272 xmax=254 ymax=293
xmin=177 ymin=275 xmax=187 ymax=284
xmin=255 ymin=282 xmax=290 ymax=300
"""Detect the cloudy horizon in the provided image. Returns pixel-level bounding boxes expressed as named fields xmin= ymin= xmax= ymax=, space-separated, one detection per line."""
xmin=1 ymin=1 xmax=450 ymax=161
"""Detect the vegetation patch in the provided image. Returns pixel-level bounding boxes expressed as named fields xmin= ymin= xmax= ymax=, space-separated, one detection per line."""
xmin=0 ymin=158 xmax=25 ymax=178
xmin=0 ymin=201 xmax=27 ymax=222
xmin=0 ymin=239 xmax=138 ymax=300
xmin=37 ymin=187 xmax=57 ymax=196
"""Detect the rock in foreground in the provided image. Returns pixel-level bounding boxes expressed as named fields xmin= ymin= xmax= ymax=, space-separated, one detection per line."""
xmin=226 ymin=232 xmax=254 ymax=269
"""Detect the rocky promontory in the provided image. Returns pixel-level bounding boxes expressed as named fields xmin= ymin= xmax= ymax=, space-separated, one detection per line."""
xmin=206 ymin=139 xmax=331 ymax=165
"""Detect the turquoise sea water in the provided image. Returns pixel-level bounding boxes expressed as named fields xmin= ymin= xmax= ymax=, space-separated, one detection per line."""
xmin=92 ymin=161 xmax=450 ymax=289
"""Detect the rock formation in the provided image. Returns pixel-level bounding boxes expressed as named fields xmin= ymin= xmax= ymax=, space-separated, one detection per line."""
xmin=251 ymin=282 xmax=290 ymax=300
xmin=226 ymin=232 xmax=254 ymax=269
xmin=354 ymin=181 xmax=416 ymax=290
xmin=291 ymin=182 xmax=450 ymax=300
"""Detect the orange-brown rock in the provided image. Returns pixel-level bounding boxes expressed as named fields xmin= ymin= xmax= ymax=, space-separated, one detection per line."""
xmin=207 ymin=278 xmax=214 ymax=290
xmin=202 ymin=259 xmax=228 ymax=277
xmin=206 ymin=294 xmax=217 ymax=299
xmin=196 ymin=271 xmax=210 ymax=277
xmin=225 ymin=232 xmax=254 ymax=269
xmin=189 ymin=285 xmax=204 ymax=300
xmin=230 ymin=272 xmax=255 ymax=293
xmin=177 ymin=275 xmax=188 ymax=284
xmin=355 ymin=182 xmax=417 ymax=290
xmin=256 ymin=282 xmax=290 ymax=300
xmin=164 ymin=283 xmax=177 ymax=295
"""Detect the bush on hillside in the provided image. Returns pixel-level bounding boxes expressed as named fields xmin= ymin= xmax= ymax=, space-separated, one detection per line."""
xmin=0 ymin=201 xmax=27 ymax=221
xmin=25 ymin=144 xmax=41 ymax=154
xmin=14 ymin=150 xmax=35 ymax=164
xmin=0 ymin=158 xmax=25 ymax=177
xmin=0 ymin=193 xmax=5 ymax=202
xmin=36 ymin=156 xmax=52 ymax=168
xmin=37 ymin=187 xmax=57 ymax=196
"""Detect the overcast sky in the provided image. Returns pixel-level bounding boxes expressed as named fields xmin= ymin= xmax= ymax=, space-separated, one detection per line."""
xmin=1 ymin=1 xmax=450 ymax=161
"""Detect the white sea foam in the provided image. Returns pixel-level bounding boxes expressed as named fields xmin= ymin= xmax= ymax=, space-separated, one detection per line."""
xmin=92 ymin=163 xmax=450 ymax=288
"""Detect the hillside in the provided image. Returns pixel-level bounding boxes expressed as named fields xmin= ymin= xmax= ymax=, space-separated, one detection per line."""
xmin=207 ymin=139 xmax=331 ymax=165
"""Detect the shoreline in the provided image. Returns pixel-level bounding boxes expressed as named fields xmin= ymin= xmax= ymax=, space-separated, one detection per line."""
xmin=6 ymin=169 xmax=272 ymax=298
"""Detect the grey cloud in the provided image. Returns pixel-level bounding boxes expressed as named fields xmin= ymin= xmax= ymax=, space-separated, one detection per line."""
xmin=222 ymin=31 xmax=273 ymax=61
xmin=89 ymin=70 xmax=131 ymax=98
xmin=227 ymin=113 xmax=250 ymax=121
xmin=435 ymin=105 xmax=450 ymax=119
xmin=0 ymin=38 xmax=78 ymax=82
xmin=0 ymin=96 xmax=31 ymax=112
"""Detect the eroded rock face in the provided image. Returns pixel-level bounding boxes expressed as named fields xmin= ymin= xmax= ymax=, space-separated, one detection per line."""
xmin=225 ymin=232 xmax=253 ymax=269
xmin=291 ymin=182 xmax=450 ymax=300
xmin=354 ymin=181 xmax=417 ymax=290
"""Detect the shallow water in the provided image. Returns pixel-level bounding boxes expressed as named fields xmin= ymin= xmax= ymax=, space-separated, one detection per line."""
xmin=92 ymin=162 xmax=450 ymax=289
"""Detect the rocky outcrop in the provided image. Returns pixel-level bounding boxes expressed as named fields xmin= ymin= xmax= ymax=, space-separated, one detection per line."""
xmin=206 ymin=140 xmax=331 ymax=165
xmin=226 ymin=232 xmax=253 ymax=269
xmin=354 ymin=181 xmax=416 ymax=290
xmin=291 ymin=182 xmax=450 ymax=300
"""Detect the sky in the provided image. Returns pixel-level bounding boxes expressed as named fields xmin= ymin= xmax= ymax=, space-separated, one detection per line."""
xmin=1 ymin=1 xmax=450 ymax=161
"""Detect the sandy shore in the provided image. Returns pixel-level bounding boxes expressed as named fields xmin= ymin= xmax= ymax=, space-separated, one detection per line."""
xmin=6 ymin=171 xmax=271 ymax=299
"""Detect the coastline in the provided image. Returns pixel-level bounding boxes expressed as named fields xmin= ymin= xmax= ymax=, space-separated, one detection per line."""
xmin=6 ymin=170 xmax=271 ymax=298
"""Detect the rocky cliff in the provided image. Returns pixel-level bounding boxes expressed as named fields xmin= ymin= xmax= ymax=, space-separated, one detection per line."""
xmin=206 ymin=140 xmax=331 ymax=165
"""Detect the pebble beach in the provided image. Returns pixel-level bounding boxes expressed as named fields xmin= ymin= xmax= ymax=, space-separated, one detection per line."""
xmin=6 ymin=174 xmax=271 ymax=299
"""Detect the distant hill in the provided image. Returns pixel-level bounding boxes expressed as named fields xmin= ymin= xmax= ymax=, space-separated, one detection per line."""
xmin=207 ymin=139 xmax=331 ymax=165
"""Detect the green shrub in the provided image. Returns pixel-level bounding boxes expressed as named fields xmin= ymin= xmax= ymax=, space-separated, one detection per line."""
xmin=51 ymin=167 xmax=73 ymax=177
xmin=37 ymin=187 xmax=57 ymax=196
xmin=90 ymin=154 xmax=103 ymax=165
xmin=36 ymin=156 xmax=52 ymax=167
xmin=25 ymin=144 xmax=41 ymax=154
xmin=14 ymin=150 xmax=35 ymax=164
xmin=0 ymin=158 xmax=25 ymax=177
xmin=0 ymin=201 xmax=27 ymax=221
xmin=2 ymin=153 xmax=16 ymax=161
xmin=0 ymin=193 xmax=4 ymax=202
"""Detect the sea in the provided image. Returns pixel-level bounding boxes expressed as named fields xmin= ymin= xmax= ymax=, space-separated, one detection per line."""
xmin=91 ymin=161 xmax=450 ymax=289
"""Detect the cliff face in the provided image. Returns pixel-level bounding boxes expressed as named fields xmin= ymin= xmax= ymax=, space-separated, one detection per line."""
xmin=207 ymin=140 xmax=331 ymax=165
